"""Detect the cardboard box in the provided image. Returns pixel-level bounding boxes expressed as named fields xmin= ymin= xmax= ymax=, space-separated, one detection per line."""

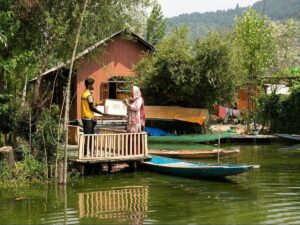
xmin=94 ymin=105 xmax=104 ymax=117
xmin=104 ymin=99 xmax=127 ymax=116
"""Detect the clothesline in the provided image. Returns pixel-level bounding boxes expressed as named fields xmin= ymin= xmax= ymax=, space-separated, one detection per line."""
xmin=216 ymin=105 xmax=240 ymax=119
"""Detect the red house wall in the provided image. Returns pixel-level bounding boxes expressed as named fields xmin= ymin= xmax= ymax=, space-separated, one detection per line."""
xmin=72 ymin=35 xmax=148 ymax=120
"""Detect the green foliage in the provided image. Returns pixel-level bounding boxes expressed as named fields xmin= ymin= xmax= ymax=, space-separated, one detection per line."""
xmin=146 ymin=2 xmax=166 ymax=46
xmin=0 ymin=31 xmax=7 ymax=47
xmin=135 ymin=27 xmax=193 ymax=106
xmin=269 ymin=20 xmax=300 ymax=79
xmin=0 ymin=0 xmax=153 ymax=98
xmin=0 ymin=154 xmax=45 ymax=187
xmin=0 ymin=146 xmax=46 ymax=187
xmin=0 ymin=160 xmax=13 ymax=181
xmin=233 ymin=8 xmax=275 ymax=86
xmin=16 ymin=153 xmax=46 ymax=181
xmin=32 ymin=105 xmax=64 ymax=162
xmin=257 ymin=85 xmax=300 ymax=133
xmin=0 ymin=94 xmax=16 ymax=135
xmin=135 ymin=28 xmax=238 ymax=108
xmin=232 ymin=8 xmax=276 ymax=131
xmin=192 ymin=33 xmax=237 ymax=107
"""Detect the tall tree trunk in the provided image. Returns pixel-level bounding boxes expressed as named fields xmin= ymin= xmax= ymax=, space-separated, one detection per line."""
xmin=246 ymin=87 xmax=251 ymax=134
xmin=33 ymin=53 xmax=51 ymax=106
xmin=246 ymin=64 xmax=254 ymax=134
xmin=42 ymin=129 xmax=48 ymax=179
xmin=0 ymin=68 xmax=5 ymax=92
xmin=61 ymin=0 xmax=89 ymax=184
xmin=21 ymin=75 xmax=28 ymax=108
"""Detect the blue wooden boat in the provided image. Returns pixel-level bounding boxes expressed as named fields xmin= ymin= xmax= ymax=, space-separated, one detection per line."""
xmin=142 ymin=155 xmax=256 ymax=178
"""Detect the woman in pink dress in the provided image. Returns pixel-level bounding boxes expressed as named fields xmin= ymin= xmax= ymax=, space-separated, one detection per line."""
xmin=124 ymin=86 xmax=146 ymax=133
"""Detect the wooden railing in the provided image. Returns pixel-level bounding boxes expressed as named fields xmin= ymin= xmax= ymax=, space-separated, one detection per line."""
xmin=78 ymin=186 xmax=148 ymax=222
xmin=78 ymin=129 xmax=148 ymax=161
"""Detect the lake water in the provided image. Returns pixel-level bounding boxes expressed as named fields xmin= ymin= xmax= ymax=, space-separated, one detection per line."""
xmin=1 ymin=143 xmax=300 ymax=224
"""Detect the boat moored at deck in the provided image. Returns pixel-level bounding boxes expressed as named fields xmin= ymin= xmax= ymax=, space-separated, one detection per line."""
xmin=142 ymin=155 xmax=257 ymax=178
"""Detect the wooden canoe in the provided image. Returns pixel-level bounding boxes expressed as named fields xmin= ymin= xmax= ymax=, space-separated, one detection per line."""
xmin=148 ymin=149 xmax=240 ymax=159
xmin=142 ymin=155 xmax=255 ymax=178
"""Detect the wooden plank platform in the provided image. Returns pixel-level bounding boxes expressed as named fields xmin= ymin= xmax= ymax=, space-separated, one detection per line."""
xmin=148 ymin=149 xmax=239 ymax=159
xmin=225 ymin=134 xmax=278 ymax=142
xmin=275 ymin=134 xmax=300 ymax=142
xmin=229 ymin=134 xmax=278 ymax=139
xmin=73 ymin=156 xmax=149 ymax=164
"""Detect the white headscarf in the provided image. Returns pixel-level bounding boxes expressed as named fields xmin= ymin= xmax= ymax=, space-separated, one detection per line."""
xmin=132 ymin=86 xmax=142 ymax=101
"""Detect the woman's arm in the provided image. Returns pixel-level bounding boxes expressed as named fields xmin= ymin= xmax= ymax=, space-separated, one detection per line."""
xmin=127 ymin=98 xmax=142 ymax=112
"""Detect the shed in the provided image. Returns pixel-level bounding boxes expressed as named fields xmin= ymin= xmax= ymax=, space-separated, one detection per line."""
xmin=30 ymin=30 xmax=155 ymax=120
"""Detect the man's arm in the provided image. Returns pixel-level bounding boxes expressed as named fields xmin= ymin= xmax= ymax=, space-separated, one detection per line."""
xmin=88 ymin=95 xmax=103 ymax=115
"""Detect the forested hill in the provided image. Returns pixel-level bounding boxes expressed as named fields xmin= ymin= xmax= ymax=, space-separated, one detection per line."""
xmin=166 ymin=0 xmax=300 ymax=40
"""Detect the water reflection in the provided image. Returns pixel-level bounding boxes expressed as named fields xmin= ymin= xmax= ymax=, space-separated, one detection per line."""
xmin=78 ymin=186 xmax=148 ymax=224
xmin=42 ymin=185 xmax=79 ymax=225
xmin=1 ymin=144 xmax=300 ymax=224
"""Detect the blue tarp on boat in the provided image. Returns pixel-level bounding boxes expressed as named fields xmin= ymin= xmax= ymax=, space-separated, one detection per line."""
xmin=145 ymin=127 xmax=176 ymax=136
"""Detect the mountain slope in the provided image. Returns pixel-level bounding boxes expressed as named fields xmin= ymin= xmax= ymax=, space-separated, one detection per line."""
xmin=166 ymin=0 xmax=300 ymax=40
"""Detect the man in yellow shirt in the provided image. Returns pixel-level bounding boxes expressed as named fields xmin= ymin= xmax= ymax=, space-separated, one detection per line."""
xmin=81 ymin=78 xmax=103 ymax=134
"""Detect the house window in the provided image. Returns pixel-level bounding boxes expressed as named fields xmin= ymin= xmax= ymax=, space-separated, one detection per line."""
xmin=100 ymin=77 xmax=131 ymax=101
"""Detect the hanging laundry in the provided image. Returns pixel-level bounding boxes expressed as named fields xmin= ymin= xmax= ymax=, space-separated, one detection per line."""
xmin=228 ymin=108 xmax=234 ymax=117
xmin=218 ymin=106 xmax=227 ymax=118
xmin=233 ymin=109 xmax=240 ymax=116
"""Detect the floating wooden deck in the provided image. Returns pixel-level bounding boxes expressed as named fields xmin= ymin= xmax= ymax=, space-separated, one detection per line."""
xmin=226 ymin=134 xmax=278 ymax=142
xmin=75 ymin=128 xmax=149 ymax=164
xmin=274 ymin=134 xmax=300 ymax=142
xmin=148 ymin=149 xmax=239 ymax=159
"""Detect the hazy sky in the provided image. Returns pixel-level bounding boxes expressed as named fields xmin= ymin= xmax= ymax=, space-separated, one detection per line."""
xmin=157 ymin=0 xmax=260 ymax=18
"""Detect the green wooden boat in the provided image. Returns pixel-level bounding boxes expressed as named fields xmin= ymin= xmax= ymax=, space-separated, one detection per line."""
xmin=148 ymin=133 xmax=234 ymax=143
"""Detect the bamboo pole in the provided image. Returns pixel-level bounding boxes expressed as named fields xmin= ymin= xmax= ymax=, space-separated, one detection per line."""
xmin=62 ymin=0 xmax=89 ymax=184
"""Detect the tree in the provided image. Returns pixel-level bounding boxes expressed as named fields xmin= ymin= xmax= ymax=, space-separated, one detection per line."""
xmin=233 ymin=8 xmax=275 ymax=132
xmin=192 ymin=33 xmax=238 ymax=108
xmin=269 ymin=20 xmax=300 ymax=80
xmin=135 ymin=28 xmax=238 ymax=109
xmin=136 ymin=27 xmax=192 ymax=105
xmin=146 ymin=2 xmax=166 ymax=46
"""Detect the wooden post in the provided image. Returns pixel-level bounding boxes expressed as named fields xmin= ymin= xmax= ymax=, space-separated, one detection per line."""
xmin=144 ymin=133 xmax=148 ymax=156
xmin=78 ymin=135 xmax=84 ymax=160
xmin=108 ymin=163 xmax=112 ymax=173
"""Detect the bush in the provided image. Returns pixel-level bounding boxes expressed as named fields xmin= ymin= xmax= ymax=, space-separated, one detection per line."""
xmin=0 ymin=160 xmax=13 ymax=181
xmin=0 ymin=151 xmax=45 ymax=187
xmin=32 ymin=105 xmax=64 ymax=162
xmin=257 ymin=85 xmax=300 ymax=133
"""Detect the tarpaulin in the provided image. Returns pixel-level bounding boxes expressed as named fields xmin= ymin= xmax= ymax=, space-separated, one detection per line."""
xmin=144 ymin=106 xmax=209 ymax=125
